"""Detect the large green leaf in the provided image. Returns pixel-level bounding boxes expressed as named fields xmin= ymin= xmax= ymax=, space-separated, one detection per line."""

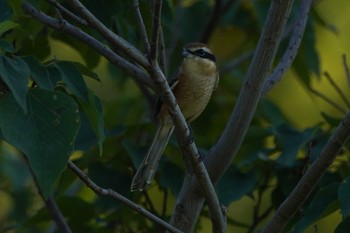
xmin=0 ymin=55 xmax=29 ymax=112
xmin=338 ymin=176 xmax=350 ymax=218
xmin=0 ymin=89 xmax=80 ymax=197
xmin=293 ymin=183 xmax=340 ymax=233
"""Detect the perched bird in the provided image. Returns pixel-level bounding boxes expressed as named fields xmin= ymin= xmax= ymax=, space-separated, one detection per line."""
xmin=131 ymin=43 xmax=219 ymax=192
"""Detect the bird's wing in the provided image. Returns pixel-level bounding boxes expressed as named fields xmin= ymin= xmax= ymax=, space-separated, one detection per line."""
xmin=154 ymin=78 xmax=179 ymax=119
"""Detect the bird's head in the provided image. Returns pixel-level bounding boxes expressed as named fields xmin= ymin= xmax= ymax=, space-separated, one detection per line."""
xmin=181 ymin=43 xmax=217 ymax=75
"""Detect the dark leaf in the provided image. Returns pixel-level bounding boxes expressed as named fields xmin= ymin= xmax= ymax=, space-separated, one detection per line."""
xmin=216 ymin=166 xmax=259 ymax=205
xmin=0 ymin=89 xmax=80 ymax=197
xmin=293 ymin=183 xmax=340 ymax=233
xmin=55 ymin=61 xmax=89 ymax=101
xmin=75 ymin=90 xmax=105 ymax=155
xmin=335 ymin=216 xmax=350 ymax=233
xmin=0 ymin=55 xmax=29 ymax=112
xmin=338 ymin=176 xmax=350 ymax=218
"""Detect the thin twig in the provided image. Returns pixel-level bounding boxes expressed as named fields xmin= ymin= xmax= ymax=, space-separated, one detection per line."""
xmin=46 ymin=0 xmax=88 ymax=25
xmin=149 ymin=0 xmax=162 ymax=63
xmin=324 ymin=72 xmax=350 ymax=108
xmin=143 ymin=190 xmax=159 ymax=215
xmin=262 ymin=0 xmax=314 ymax=94
xmin=21 ymin=1 xmax=153 ymax=89
xmin=132 ymin=0 xmax=150 ymax=53
xmin=342 ymin=54 xmax=350 ymax=88
xmin=69 ymin=0 xmax=149 ymax=68
xmin=161 ymin=188 xmax=168 ymax=219
xmin=23 ymin=155 xmax=72 ymax=233
xmin=158 ymin=26 xmax=167 ymax=77
xmin=261 ymin=110 xmax=350 ymax=233
xmin=309 ymin=87 xmax=347 ymax=114
xmin=67 ymin=161 xmax=183 ymax=233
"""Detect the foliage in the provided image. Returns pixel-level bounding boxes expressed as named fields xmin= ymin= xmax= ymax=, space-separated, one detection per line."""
xmin=0 ymin=0 xmax=349 ymax=233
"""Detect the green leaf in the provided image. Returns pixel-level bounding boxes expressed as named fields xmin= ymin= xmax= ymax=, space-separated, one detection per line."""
xmin=0 ymin=20 xmax=19 ymax=36
xmin=0 ymin=89 xmax=80 ymax=197
xmin=338 ymin=176 xmax=350 ymax=218
xmin=293 ymin=183 xmax=340 ymax=233
xmin=216 ymin=166 xmax=259 ymax=205
xmin=76 ymin=90 xmax=105 ymax=155
xmin=335 ymin=216 xmax=350 ymax=233
xmin=159 ymin=161 xmax=184 ymax=196
xmin=21 ymin=56 xmax=54 ymax=90
xmin=275 ymin=125 xmax=318 ymax=167
xmin=0 ymin=39 xmax=14 ymax=52
xmin=55 ymin=61 xmax=89 ymax=101
xmin=71 ymin=61 xmax=100 ymax=82
xmin=0 ymin=55 xmax=29 ymax=112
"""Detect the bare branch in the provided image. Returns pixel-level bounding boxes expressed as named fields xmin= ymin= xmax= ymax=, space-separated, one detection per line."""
xmin=21 ymin=1 xmax=153 ymax=89
xmin=158 ymin=26 xmax=167 ymax=77
xmin=149 ymin=0 xmax=162 ymax=63
xmin=200 ymin=0 xmax=238 ymax=43
xmin=261 ymin=110 xmax=350 ymax=233
xmin=46 ymin=0 xmax=88 ymax=26
xmin=132 ymin=0 xmax=150 ymax=53
xmin=309 ymin=87 xmax=347 ymax=114
xmin=67 ymin=161 xmax=183 ymax=233
xmin=68 ymin=0 xmax=150 ymax=68
xmin=324 ymin=72 xmax=350 ymax=108
xmin=262 ymin=0 xmax=314 ymax=94
xmin=342 ymin=54 xmax=350 ymax=88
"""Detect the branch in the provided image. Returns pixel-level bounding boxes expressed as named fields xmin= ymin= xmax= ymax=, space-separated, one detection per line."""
xmin=68 ymin=0 xmax=150 ymax=68
xmin=24 ymin=155 xmax=72 ymax=233
xmin=342 ymin=54 xmax=350 ymax=88
xmin=21 ymin=1 xmax=153 ymax=89
xmin=67 ymin=161 xmax=183 ymax=233
xmin=261 ymin=110 xmax=350 ymax=233
xmin=170 ymin=0 xmax=296 ymax=232
xmin=149 ymin=0 xmax=162 ymax=63
xmin=132 ymin=0 xmax=150 ymax=54
xmin=200 ymin=0 xmax=237 ymax=43
xmin=308 ymin=87 xmax=347 ymax=114
xmin=46 ymin=0 xmax=88 ymax=26
xmin=262 ymin=0 xmax=314 ymax=94
xmin=324 ymin=72 xmax=350 ymax=108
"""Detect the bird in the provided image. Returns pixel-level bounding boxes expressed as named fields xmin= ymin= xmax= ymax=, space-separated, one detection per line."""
xmin=130 ymin=43 xmax=219 ymax=192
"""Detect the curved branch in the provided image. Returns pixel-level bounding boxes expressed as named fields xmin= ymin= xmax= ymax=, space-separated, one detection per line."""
xmin=261 ymin=110 xmax=350 ymax=233
xmin=132 ymin=0 xmax=150 ymax=53
xmin=149 ymin=0 xmax=162 ymax=63
xmin=21 ymin=1 xmax=153 ymax=89
xmin=262 ymin=0 xmax=314 ymax=94
xmin=67 ymin=161 xmax=183 ymax=233
xmin=69 ymin=0 xmax=150 ymax=68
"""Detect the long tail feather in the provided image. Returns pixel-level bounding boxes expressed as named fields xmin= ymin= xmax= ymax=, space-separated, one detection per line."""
xmin=131 ymin=123 xmax=174 ymax=192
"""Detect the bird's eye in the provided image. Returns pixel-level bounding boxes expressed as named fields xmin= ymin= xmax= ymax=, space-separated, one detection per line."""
xmin=195 ymin=49 xmax=206 ymax=57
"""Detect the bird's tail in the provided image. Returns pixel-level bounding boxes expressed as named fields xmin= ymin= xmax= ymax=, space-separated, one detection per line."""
xmin=131 ymin=122 xmax=174 ymax=192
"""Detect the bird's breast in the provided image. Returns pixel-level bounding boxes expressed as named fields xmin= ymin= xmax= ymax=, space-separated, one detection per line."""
xmin=173 ymin=71 xmax=217 ymax=122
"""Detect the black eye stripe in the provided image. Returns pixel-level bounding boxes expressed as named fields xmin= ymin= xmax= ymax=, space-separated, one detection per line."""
xmin=186 ymin=49 xmax=216 ymax=62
